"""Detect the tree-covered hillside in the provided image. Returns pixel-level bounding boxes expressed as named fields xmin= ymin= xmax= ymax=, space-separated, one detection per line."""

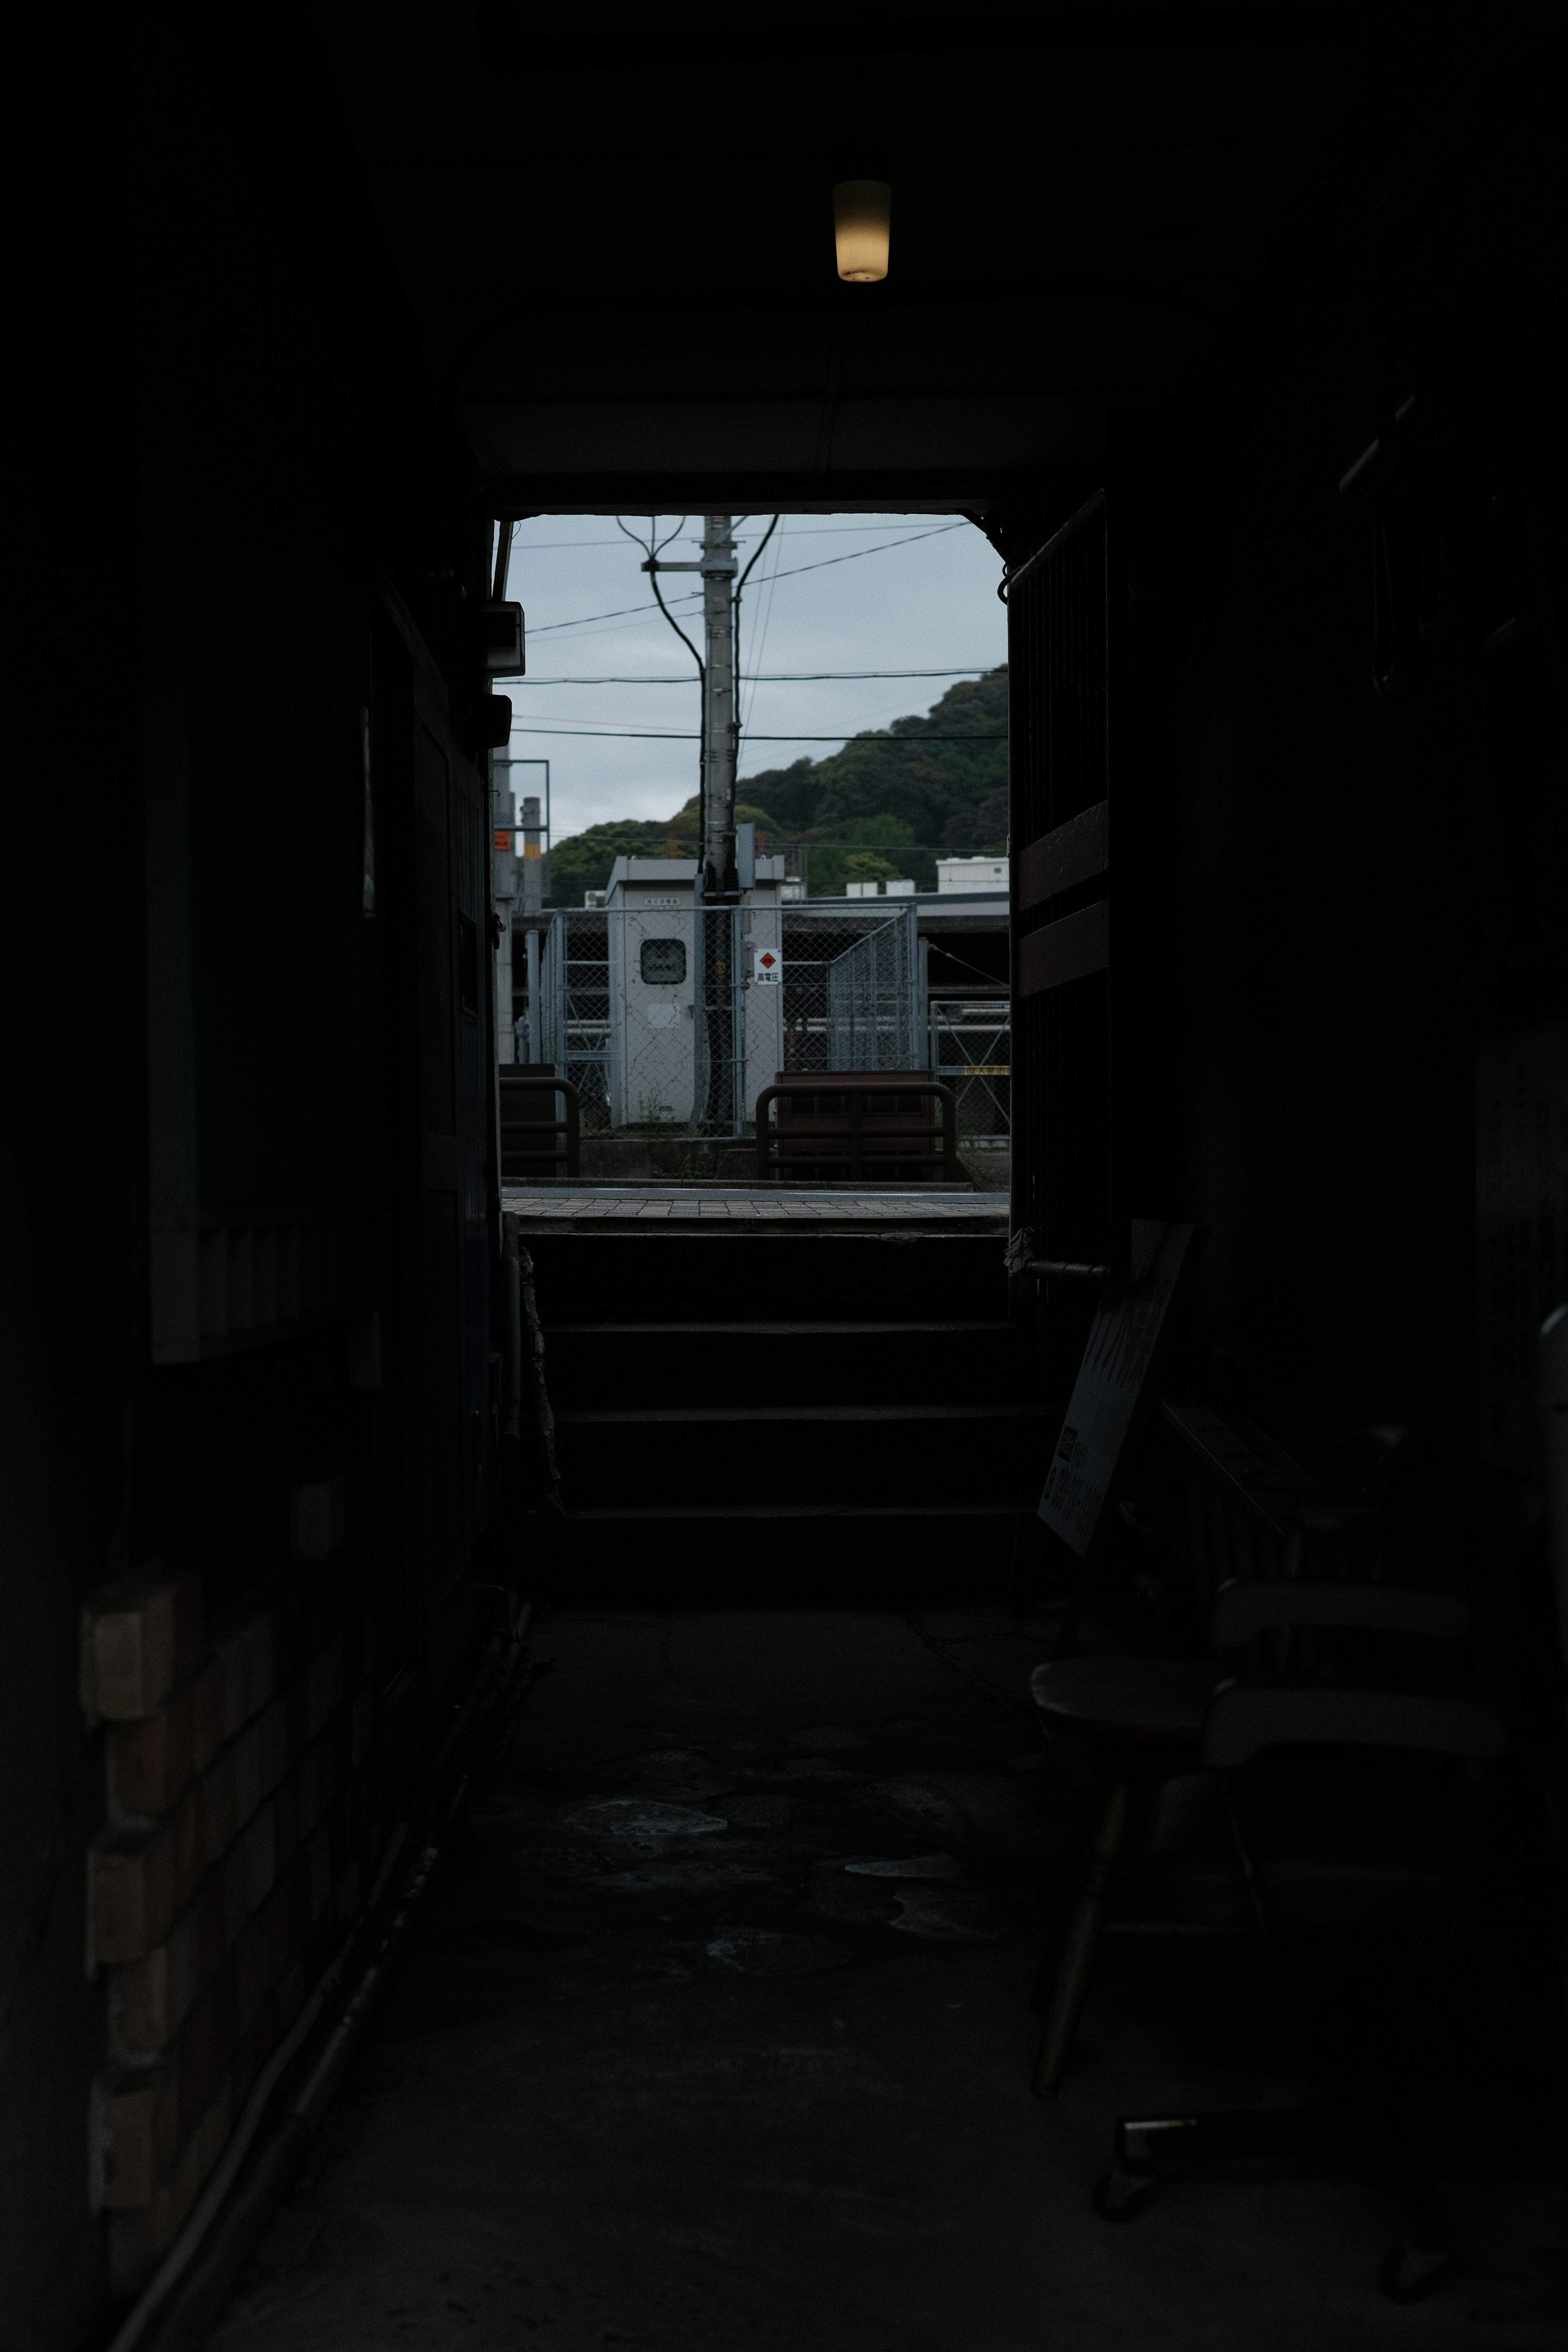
xmin=546 ymin=666 xmax=1007 ymax=902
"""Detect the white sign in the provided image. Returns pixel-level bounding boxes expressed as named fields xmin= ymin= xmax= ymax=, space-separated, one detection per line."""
xmin=753 ymin=948 xmax=782 ymax=984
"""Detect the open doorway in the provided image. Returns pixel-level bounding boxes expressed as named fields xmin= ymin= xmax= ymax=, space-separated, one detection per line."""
xmin=490 ymin=511 xmax=1012 ymax=1187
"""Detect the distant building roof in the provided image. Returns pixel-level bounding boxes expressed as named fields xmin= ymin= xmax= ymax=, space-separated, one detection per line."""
xmin=936 ymin=854 xmax=1009 ymax=894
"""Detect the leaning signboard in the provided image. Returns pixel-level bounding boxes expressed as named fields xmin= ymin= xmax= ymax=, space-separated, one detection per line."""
xmin=1038 ymin=1220 xmax=1203 ymax=1559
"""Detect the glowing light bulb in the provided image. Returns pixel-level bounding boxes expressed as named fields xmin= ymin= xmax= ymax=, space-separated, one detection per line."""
xmin=832 ymin=180 xmax=891 ymax=283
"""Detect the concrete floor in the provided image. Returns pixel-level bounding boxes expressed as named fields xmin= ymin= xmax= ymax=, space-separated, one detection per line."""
xmin=210 ymin=1612 xmax=1566 ymax=2351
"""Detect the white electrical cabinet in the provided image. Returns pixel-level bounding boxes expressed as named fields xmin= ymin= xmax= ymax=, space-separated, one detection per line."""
xmin=604 ymin=857 xmax=785 ymax=1129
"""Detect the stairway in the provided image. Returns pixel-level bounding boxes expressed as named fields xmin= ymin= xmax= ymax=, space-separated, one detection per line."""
xmin=525 ymin=1226 xmax=1058 ymax=1603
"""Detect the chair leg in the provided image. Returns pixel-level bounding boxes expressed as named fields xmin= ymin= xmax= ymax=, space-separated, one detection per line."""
xmin=1032 ymin=1778 xmax=1131 ymax=2098
xmin=1096 ymin=2108 xmax=1452 ymax=2297
xmin=1215 ymin=1769 xmax=1271 ymax=1940
xmin=1372 ymin=2130 xmax=1450 ymax=2301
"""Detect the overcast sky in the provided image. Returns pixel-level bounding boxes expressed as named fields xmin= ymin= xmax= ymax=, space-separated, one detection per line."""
xmin=499 ymin=514 xmax=1008 ymax=846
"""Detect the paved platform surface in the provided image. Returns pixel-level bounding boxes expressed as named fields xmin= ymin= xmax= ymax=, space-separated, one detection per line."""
xmin=502 ymin=1186 xmax=1009 ymax=1227
xmin=209 ymin=1612 xmax=1566 ymax=2352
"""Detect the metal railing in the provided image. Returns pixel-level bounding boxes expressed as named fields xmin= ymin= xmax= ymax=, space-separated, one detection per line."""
xmin=755 ymin=1078 xmax=960 ymax=1184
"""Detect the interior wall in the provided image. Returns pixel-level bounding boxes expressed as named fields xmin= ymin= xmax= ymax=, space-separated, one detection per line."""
xmin=2 ymin=45 xmax=140 ymax=2341
xmin=1118 ymin=155 xmax=1564 ymax=1472
xmin=1 ymin=31 xmax=497 ymax=2339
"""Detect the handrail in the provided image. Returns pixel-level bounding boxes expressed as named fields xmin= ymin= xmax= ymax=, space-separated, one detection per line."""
xmin=755 ymin=1079 xmax=960 ymax=1185
xmin=498 ymin=1072 xmax=581 ymax=1180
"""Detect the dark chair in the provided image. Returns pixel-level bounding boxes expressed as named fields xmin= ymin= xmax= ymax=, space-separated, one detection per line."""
xmin=1029 ymin=1577 xmax=1481 ymax=2092
xmin=1030 ymin=1579 xmax=1505 ymax=2299
xmin=1028 ymin=1409 xmax=1455 ymax=2096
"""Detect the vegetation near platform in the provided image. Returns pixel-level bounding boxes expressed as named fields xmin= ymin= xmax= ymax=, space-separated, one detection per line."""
xmin=547 ymin=667 xmax=1008 ymax=902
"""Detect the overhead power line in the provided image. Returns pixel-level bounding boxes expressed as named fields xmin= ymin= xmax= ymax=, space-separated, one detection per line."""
xmin=508 ymin=726 xmax=1007 ymax=742
xmin=525 ymin=521 xmax=970 ymax=638
xmin=512 ymin=522 xmax=969 ymax=549
xmin=513 ymin=667 xmax=1000 ymax=685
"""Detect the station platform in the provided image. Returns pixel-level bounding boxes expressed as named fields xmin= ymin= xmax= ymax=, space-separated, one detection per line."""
xmin=501 ymin=1185 xmax=1010 ymax=1232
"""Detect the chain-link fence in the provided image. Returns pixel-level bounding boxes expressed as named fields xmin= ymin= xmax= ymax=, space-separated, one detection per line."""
xmin=537 ymin=909 xmax=612 ymax=1129
xmin=780 ymin=904 xmax=921 ymax=1080
xmin=536 ymin=903 xmax=766 ymax=1136
xmin=530 ymin=901 xmax=924 ymax=1136
xmin=927 ymin=996 xmax=1011 ymax=1139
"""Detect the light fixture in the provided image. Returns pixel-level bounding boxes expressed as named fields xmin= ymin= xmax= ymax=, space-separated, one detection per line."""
xmin=832 ymin=180 xmax=891 ymax=282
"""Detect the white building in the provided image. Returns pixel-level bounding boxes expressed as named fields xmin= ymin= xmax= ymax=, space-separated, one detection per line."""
xmin=936 ymin=854 xmax=1008 ymax=894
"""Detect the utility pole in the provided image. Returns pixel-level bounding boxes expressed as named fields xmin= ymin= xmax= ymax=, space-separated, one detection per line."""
xmin=517 ymin=793 xmax=543 ymax=1065
xmin=490 ymin=748 xmax=517 ymax=1063
xmin=643 ymin=516 xmax=739 ymax=895
xmin=699 ymin=515 xmax=738 ymax=897
xmin=643 ymin=515 xmax=744 ymax=1129
xmin=494 ymin=757 xmax=551 ymax=1067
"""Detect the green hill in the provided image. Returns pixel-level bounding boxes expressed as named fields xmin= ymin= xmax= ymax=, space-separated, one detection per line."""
xmin=545 ymin=666 xmax=1008 ymax=902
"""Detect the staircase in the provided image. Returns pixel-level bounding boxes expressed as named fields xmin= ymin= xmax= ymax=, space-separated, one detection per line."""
xmin=525 ymin=1225 xmax=1056 ymax=1602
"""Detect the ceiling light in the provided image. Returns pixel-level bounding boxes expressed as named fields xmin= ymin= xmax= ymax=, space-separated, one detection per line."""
xmin=832 ymin=181 xmax=891 ymax=283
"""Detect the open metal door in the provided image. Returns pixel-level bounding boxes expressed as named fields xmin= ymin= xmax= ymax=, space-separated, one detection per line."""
xmin=376 ymin=595 xmax=495 ymax=1735
xmin=1006 ymin=491 xmax=1116 ymax=1276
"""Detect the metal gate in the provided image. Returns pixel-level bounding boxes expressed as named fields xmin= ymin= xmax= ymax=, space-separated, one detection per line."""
xmin=782 ymin=903 xmax=920 ymax=1077
xmin=927 ymin=996 xmax=1011 ymax=1136
xmin=540 ymin=909 xmax=612 ymax=1129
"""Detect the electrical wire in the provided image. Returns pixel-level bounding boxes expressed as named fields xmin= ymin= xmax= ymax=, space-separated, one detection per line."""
xmin=526 ymin=519 xmax=969 ymax=640
xmin=739 ymin=517 xmax=787 ymax=748
xmin=744 ymin=517 xmax=968 ymax=581
xmin=510 ymin=668 xmax=997 ymax=684
xmin=508 ymin=726 xmax=1005 ymax=741
xmin=506 ymin=521 xmax=970 ymax=550
xmin=639 ymin=577 xmax=706 ymax=682
xmin=623 ymin=514 xmax=708 ymax=862
xmin=731 ymin=514 xmax=780 ymax=773
xmin=615 ymin=513 xmax=686 ymax=564
xmin=923 ymin=941 xmax=1010 ymax=985
xmin=733 ymin=516 xmax=779 ymax=597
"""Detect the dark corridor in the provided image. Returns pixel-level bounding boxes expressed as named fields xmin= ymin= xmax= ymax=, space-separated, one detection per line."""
xmin=206 ymin=1612 xmax=1566 ymax=2352
xmin=4 ymin=11 xmax=1564 ymax=2351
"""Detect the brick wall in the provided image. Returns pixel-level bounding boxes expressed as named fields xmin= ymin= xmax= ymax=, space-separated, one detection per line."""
xmin=80 ymin=1478 xmax=385 ymax=2302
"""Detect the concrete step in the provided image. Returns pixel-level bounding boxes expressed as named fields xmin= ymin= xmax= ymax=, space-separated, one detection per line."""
xmin=526 ymin=1229 xmax=1009 ymax=1325
xmin=542 ymin=1318 xmax=1034 ymax=1408
xmin=551 ymin=1398 xmax=1058 ymax=1509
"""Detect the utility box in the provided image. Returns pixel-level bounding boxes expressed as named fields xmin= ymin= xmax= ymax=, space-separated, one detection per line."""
xmin=603 ymin=856 xmax=786 ymax=1129
xmin=606 ymin=859 xmax=697 ymax=1127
